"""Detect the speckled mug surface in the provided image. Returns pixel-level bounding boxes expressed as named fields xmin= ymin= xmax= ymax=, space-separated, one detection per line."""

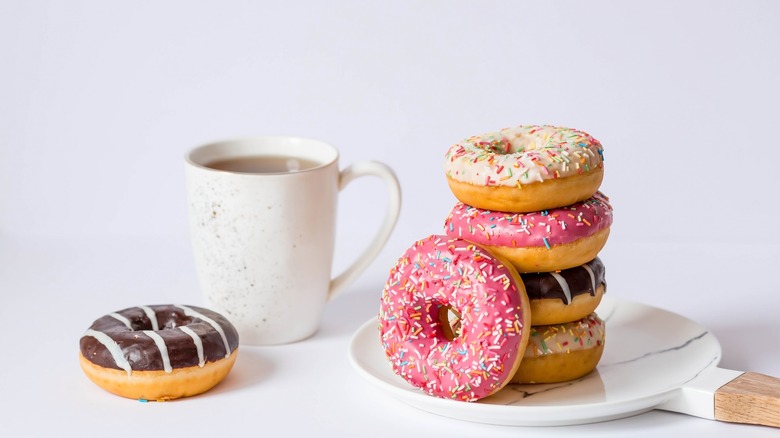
xmin=186 ymin=136 xmax=401 ymax=345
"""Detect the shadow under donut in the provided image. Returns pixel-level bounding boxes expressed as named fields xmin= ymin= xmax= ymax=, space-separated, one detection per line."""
xmin=205 ymin=348 xmax=275 ymax=396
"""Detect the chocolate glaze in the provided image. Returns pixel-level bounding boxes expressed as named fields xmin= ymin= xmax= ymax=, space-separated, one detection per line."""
xmin=521 ymin=257 xmax=606 ymax=304
xmin=79 ymin=305 xmax=239 ymax=372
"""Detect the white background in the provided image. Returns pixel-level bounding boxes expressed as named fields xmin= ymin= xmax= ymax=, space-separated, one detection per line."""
xmin=2 ymin=1 xmax=779 ymax=436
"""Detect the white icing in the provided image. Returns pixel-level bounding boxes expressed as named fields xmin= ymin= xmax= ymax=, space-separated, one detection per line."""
xmin=175 ymin=305 xmax=232 ymax=358
xmin=140 ymin=305 xmax=159 ymax=331
xmin=84 ymin=329 xmax=132 ymax=376
xmin=109 ymin=312 xmax=132 ymax=330
xmin=582 ymin=263 xmax=597 ymax=293
xmin=525 ymin=314 xmax=605 ymax=357
xmin=550 ymin=272 xmax=573 ymax=304
xmin=143 ymin=330 xmax=172 ymax=373
xmin=179 ymin=326 xmax=205 ymax=367
xmin=444 ymin=125 xmax=603 ymax=187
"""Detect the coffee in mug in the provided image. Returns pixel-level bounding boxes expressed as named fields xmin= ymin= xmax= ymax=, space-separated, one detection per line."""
xmin=204 ymin=155 xmax=321 ymax=174
xmin=185 ymin=136 xmax=401 ymax=345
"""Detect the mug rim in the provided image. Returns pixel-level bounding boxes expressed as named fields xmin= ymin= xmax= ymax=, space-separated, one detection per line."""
xmin=185 ymin=135 xmax=340 ymax=175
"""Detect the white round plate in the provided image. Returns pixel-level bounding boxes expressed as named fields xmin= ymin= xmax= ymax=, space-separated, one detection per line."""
xmin=348 ymin=297 xmax=723 ymax=426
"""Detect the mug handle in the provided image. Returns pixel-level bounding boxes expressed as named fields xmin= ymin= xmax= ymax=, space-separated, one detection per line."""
xmin=329 ymin=161 xmax=402 ymax=300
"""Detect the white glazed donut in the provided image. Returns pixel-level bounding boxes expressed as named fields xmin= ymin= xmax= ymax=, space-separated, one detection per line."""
xmin=512 ymin=312 xmax=605 ymax=384
xmin=444 ymin=125 xmax=604 ymax=213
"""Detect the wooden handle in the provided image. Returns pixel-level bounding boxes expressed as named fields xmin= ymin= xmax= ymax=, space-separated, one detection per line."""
xmin=714 ymin=372 xmax=780 ymax=427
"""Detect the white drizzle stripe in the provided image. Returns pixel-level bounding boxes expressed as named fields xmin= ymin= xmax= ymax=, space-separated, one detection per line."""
xmin=550 ymin=272 xmax=573 ymax=305
xmin=140 ymin=305 xmax=159 ymax=331
xmin=109 ymin=313 xmax=132 ymax=330
xmin=582 ymin=263 xmax=597 ymax=294
xmin=179 ymin=326 xmax=205 ymax=367
xmin=143 ymin=330 xmax=172 ymax=373
xmin=175 ymin=305 xmax=231 ymax=358
xmin=84 ymin=329 xmax=132 ymax=376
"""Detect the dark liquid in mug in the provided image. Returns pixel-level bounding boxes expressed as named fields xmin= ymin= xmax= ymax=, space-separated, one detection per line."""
xmin=204 ymin=155 xmax=321 ymax=173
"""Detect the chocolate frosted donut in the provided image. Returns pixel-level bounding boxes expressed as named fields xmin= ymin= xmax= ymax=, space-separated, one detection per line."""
xmin=79 ymin=304 xmax=239 ymax=401
xmin=521 ymin=258 xmax=606 ymax=325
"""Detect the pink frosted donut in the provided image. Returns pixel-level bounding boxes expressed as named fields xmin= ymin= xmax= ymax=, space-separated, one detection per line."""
xmin=378 ymin=235 xmax=531 ymax=401
xmin=444 ymin=192 xmax=613 ymax=273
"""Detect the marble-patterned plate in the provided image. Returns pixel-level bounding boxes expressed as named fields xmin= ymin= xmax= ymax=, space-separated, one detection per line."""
xmin=349 ymin=297 xmax=740 ymax=426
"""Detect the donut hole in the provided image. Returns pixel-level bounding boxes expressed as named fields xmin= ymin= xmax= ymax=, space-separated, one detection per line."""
xmin=505 ymin=132 xmax=542 ymax=152
xmin=159 ymin=314 xmax=195 ymax=330
xmin=127 ymin=310 xmax=195 ymax=331
xmin=482 ymin=133 xmax=542 ymax=155
xmin=437 ymin=305 xmax=462 ymax=341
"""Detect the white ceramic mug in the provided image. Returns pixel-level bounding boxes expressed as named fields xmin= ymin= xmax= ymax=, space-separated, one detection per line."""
xmin=185 ymin=136 xmax=401 ymax=345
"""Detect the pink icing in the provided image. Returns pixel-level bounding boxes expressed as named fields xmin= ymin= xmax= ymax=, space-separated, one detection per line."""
xmin=444 ymin=192 xmax=613 ymax=249
xmin=378 ymin=235 xmax=528 ymax=402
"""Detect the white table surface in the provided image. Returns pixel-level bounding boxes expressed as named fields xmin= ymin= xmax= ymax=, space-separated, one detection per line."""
xmin=3 ymin=235 xmax=780 ymax=437
xmin=2 ymin=1 xmax=780 ymax=436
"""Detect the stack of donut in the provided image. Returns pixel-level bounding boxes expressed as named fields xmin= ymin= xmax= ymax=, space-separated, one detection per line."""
xmin=443 ymin=124 xmax=611 ymax=385
xmin=378 ymin=124 xmax=612 ymax=402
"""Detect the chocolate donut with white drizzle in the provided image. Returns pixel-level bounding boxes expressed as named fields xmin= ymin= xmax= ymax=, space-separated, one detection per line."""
xmin=521 ymin=257 xmax=606 ymax=325
xmin=79 ymin=304 xmax=239 ymax=400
